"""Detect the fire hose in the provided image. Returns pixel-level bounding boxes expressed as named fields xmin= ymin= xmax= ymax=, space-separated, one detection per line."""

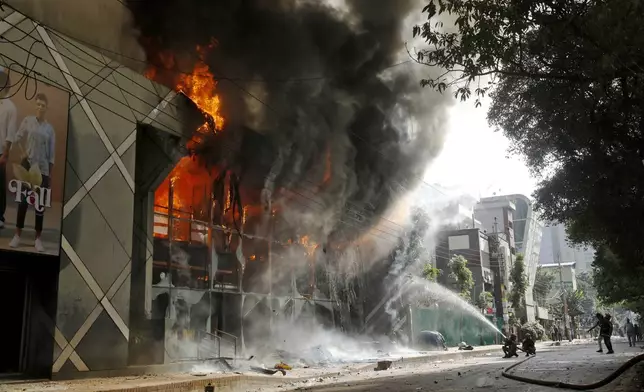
xmin=502 ymin=353 xmax=644 ymax=390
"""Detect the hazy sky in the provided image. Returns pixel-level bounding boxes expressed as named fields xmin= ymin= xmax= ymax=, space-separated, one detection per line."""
xmin=423 ymin=100 xmax=538 ymax=199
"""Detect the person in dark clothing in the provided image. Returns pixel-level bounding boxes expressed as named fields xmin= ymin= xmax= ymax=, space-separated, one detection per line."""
xmin=635 ymin=324 xmax=641 ymax=342
xmin=601 ymin=314 xmax=614 ymax=354
xmin=553 ymin=326 xmax=559 ymax=341
xmin=626 ymin=318 xmax=636 ymax=347
xmin=502 ymin=334 xmax=519 ymax=358
xmin=588 ymin=313 xmax=605 ymax=352
xmin=522 ymin=334 xmax=536 ymax=356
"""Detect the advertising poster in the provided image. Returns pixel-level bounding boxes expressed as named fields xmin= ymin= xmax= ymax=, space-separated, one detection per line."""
xmin=0 ymin=68 xmax=70 ymax=256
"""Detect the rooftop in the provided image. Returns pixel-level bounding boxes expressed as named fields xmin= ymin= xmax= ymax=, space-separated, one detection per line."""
xmin=541 ymin=262 xmax=576 ymax=268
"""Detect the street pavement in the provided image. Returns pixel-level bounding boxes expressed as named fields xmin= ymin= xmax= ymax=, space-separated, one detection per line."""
xmin=3 ymin=339 xmax=642 ymax=391
xmin=266 ymin=339 xmax=643 ymax=392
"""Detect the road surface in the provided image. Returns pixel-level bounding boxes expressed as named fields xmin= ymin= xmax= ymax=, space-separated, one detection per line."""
xmin=271 ymin=339 xmax=643 ymax=392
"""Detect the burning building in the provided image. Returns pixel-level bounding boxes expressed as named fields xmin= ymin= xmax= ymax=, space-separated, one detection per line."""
xmin=0 ymin=0 xmax=451 ymax=380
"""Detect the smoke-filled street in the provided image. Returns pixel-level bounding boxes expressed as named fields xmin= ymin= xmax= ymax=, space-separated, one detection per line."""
xmin=263 ymin=340 xmax=643 ymax=392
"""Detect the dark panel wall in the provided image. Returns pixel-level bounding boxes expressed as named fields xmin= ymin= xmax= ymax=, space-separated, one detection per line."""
xmin=0 ymin=251 xmax=59 ymax=378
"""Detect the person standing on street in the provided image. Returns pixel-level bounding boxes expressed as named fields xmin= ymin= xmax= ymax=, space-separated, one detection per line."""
xmin=626 ymin=318 xmax=636 ymax=347
xmin=635 ymin=324 xmax=641 ymax=343
xmin=0 ymin=68 xmax=17 ymax=229
xmin=601 ymin=314 xmax=614 ymax=354
xmin=553 ymin=325 xmax=560 ymax=342
xmin=9 ymin=93 xmax=55 ymax=253
xmin=588 ymin=313 xmax=605 ymax=352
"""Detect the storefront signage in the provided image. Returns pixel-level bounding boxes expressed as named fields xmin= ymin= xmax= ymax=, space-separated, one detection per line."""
xmin=0 ymin=67 xmax=70 ymax=256
xmin=8 ymin=179 xmax=52 ymax=213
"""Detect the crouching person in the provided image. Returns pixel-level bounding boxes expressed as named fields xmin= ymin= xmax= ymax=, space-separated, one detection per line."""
xmin=502 ymin=334 xmax=519 ymax=358
xmin=522 ymin=334 xmax=536 ymax=356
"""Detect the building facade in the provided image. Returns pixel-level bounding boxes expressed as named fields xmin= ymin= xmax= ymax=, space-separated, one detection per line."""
xmin=475 ymin=195 xmax=544 ymax=323
xmin=0 ymin=5 xmax=414 ymax=379
xmin=540 ymin=262 xmax=577 ymax=302
xmin=540 ymin=223 xmax=595 ymax=273
xmin=0 ymin=5 xmax=190 ymax=378
xmin=434 ymin=229 xmax=494 ymax=310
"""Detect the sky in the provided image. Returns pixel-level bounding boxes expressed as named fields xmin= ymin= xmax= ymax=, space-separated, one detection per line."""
xmin=423 ymin=100 xmax=538 ymax=200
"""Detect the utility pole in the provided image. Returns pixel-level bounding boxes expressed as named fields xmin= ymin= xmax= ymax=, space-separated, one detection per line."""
xmin=557 ymin=253 xmax=572 ymax=341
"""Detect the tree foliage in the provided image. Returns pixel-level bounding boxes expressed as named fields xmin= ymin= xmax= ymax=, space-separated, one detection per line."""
xmin=422 ymin=264 xmax=441 ymax=282
xmin=592 ymin=246 xmax=644 ymax=314
xmin=509 ymin=254 xmax=528 ymax=313
xmin=476 ymin=290 xmax=494 ymax=311
xmin=521 ymin=321 xmax=546 ymax=340
xmin=414 ymin=0 xmax=644 ymax=312
xmin=447 ymin=254 xmax=475 ymax=301
xmin=533 ymin=266 xmax=555 ymax=306
xmin=549 ymin=289 xmax=594 ymax=334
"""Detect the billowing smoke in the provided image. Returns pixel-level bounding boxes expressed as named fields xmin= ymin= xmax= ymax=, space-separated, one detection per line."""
xmin=126 ymin=0 xmax=452 ymax=245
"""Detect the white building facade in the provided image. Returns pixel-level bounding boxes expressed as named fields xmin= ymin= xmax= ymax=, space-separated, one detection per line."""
xmin=476 ymin=195 xmax=544 ymax=323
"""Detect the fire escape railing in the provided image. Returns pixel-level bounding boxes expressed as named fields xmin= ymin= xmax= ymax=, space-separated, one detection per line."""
xmin=197 ymin=330 xmax=222 ymax=360
xmin=213 ymin=329 xmax=238 ymax=360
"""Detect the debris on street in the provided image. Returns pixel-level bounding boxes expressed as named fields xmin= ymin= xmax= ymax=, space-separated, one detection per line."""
xmin=250 ymin=366 xmax=287 ymax=376
xmin=374 ymin=360 xmax=392 ymax=371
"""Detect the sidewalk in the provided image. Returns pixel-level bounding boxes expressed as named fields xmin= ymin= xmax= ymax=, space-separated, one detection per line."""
xmin=502 ymin=339 xmax=643 ymax=391
xmin=1 ymin=345 xmax=504 ymax=392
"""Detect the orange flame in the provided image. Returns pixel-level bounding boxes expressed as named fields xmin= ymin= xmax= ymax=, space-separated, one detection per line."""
xmin=300 ymin=235 xmax=319 ymax=256
xmin=149 ymin=40 xmax=225 ymax=241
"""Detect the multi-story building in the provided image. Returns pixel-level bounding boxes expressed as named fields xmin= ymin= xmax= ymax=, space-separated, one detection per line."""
xmin=473 ymin=196 xmax=516 ymax=252
xmin=0 ymin=3 xmax=408 ymax=380
xmin=434 ymin=228 xmax=494 ymax=309
xmin=540 ymin=223 xmax=595 ymax=273
xmin=475 ymin=195 xmax=544 ymax=322
xmin=540 ymin=262 xmax=577 ymax=302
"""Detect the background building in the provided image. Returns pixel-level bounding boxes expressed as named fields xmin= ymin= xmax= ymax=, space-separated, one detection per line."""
xmin=540 ymin=262 xmax=577 ymax=302
xmin=475 ymin=195 xmax=543 ymax=322
xmin=540 ymin=223 xmax=595 ymax=273
xmin=435 ymin=228 xmax=493 ymax=304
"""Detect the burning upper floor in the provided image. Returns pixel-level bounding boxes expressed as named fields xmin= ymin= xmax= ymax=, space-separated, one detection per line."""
xmin=132 ymin=0 xmax=453 ymax=251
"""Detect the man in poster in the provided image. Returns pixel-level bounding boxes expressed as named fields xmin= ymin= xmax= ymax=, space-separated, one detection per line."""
xmin=0 ymin=68 xmax=17 ymax=229
xmin=9 ymin=92 xmax=55 ymax=253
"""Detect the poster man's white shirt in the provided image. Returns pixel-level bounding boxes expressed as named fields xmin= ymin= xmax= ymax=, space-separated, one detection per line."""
xmin=0 ymin=99 xmax=17 ymax=156
xmin=15 ymin=116 xmax=55 ymax=176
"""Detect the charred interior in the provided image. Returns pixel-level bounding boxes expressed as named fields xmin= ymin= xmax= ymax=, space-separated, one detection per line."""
xmin=141 ymin=120 xmax=401 ymax=362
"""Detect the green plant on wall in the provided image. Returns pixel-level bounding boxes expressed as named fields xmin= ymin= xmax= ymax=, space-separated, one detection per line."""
xmin=510 ymin=253 xmax=528 ymax=320
xmin=476 ymin=291 xmax=494 ymax=311
xmin=448 ymin=254 xmax=474 ymax=302
xmin=422 ymin=264 xmax=441 ymax=282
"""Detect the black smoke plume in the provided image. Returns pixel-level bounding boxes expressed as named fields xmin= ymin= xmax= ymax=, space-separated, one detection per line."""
xmin=127 ymin=0 xmax=451 ymax=245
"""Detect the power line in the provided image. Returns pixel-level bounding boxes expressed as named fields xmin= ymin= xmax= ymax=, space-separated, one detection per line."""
xmin=2 ymin=12 xmax=448 ymax=209
xmin=2 ymin=11 xmax=448 ymax=201
xmin=0 ymin=11 xmax=434 ymax=247
xmin=0 ymin=17 xmax=185 ymax=128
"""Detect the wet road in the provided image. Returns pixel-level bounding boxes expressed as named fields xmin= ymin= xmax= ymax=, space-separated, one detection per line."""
xmin=286 ymin=340 xmax=643 ymax=391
